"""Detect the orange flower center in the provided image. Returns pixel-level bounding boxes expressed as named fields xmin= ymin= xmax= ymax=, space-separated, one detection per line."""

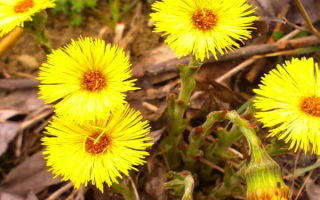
xmin=192 ymin=9 xmax=217 ymax=31
xmin=300 ymin=96 xmax=320 ymax=117
xmin=14 ymin=0 xmax=35 ymax=13
xmin=81 ymin=71 xmax=106 ymax=91
xmin=85 ymin=134 xmax=110 ymax=154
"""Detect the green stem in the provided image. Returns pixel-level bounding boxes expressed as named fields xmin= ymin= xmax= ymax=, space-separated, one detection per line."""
xmin=170 ymin=57 xmax=201 ymax=136
xmin=164 ymin=171 xmax=195 ymax=200
xmin=224 ymin=111 xmax=261 ymax=155
xmin=185 ymin=111 xmax=225 ymax=169
xmin=112 ymin=177 xmax=136 ymax=200
xmin=205 ymin=126 xmax=243 ymax=162
xmin=225 ymin=111 xmax=289 ymax=200
xmin=91 ymin=7 xmax=115 ymax=29
xmin=24 ymin=11 xmax=52 ymax=54
xmin=165 ymin=56 xmax=202 ymax=167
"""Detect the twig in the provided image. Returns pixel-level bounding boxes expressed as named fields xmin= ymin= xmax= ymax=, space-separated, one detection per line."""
xmin=0 ymin=78 xmax=39 ymax=90
xmin=215 ymin=56 xmax=258 ymax=83
xmin=128 ymin=175 xmax=140 ymax=200
xmin=291 ymin=151 xmax=301 ymax=199
xmin=142 ymin=101 xmax=158 ymax=112
xmin=46 ymin=182 xmax=73 ymax=200
xmin=278 ymin=29 xmax=301 ymax=42
xmin=214 ymin=35 xmax=320 ymax=62
xmin=215 ymin=33 xmax=320 ymax=83
xmin=294 ymin=168 xmax=314 ymax=200
xmin=199 ymin=157 xmax=224 ymax=173
xmin=294 ymin=0 xmax=320 ymax=39
xmin=282 ymin=17 xmax=307 ymax=31
xmin=20 ymin=106 xmax=53 ymax=130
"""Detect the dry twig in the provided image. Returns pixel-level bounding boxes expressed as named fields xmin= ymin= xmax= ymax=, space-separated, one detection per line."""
xmin=294 ymin=0 xmax=320 ymax=39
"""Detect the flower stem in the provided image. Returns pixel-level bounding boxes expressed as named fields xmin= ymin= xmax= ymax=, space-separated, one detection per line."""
xmin=185 ymin=111 xmax=225 ymax=169
xmin=112 ymin=177 xmax=136 ymax=200
xmin=165 ymin=56 xmax=202 ymax=166
xmin=225 ymin=111 xmax=290 ymax=200
xmin=164 ymin=171 xmax=195 ymax=200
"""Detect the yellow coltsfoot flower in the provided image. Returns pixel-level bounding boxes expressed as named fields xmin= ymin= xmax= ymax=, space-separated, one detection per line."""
xmin=150 ymin=0 xmax=258 ymax=61
xmin=42 ymin=105 xmax=153 ymax=192
xmin=254 ymin=57 xmax=320 ymax=154
xmin=246 ymin=148 xmax=289 ymax=200
xmin=0 ymin=0 xmax=55 ymax=37
xmin=38 ymin=37 xmax=138 ymax=124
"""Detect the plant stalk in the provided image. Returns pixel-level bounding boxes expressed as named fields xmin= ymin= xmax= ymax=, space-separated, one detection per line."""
xmin=165 ymin=56 xmax=202 ymax=167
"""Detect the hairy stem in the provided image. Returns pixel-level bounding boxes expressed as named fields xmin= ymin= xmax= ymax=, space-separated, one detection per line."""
xmin=165 ymin=56 xmax=202 ymax=167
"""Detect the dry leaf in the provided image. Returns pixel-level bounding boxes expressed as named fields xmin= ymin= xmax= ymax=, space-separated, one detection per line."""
xmin=0 ymin=110 xmax=25 ymax=122
xmin=306 ymin=179 xmax=320 ymax=200
xmin=0 ymin=90 xmax=44 ymax=114
xmin=145 ymin=160 xmax=167 ymax=200
xmin=0 ymin=192 xmax=24 ymax=200
xmin=17 ymin=55 xmax=39 ymax=70
xmin=148 ymin=128 xmax=165 ymax=144
xmin=0 ymin=192 xmax=38 ymax=200
xmin=0 ymin=151 xmax=61 ymax=196
xmin=0 ymin=123 xmax=20 ymax=156
xmin=132 ymin=45 xmax=178 ymax=77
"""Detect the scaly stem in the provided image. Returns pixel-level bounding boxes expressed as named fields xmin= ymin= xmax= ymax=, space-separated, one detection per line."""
xmin=164 ymin=171 xmax=195 ymax=200
xmin=185 ymin=111 xmax=225 ymax=169
xmin=225 ymin=111 xmax=290 ymax=200
xmin=165 ymin=56 xmax=202 ymax=167
xmin=112 ymin=177 xmax=136 ymax=200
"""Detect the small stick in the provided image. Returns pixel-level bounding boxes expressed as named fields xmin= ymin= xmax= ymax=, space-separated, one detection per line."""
xmin=294 ymin=168 xmax=314 ymax=200
xmin=46 ymin=182 xmax=73 ymax=200
xmin=294 ymin=0 xmax=320 ymax=39
xmin=0 ymin=78 xmax=39 ymax=90
xmin=291 ymin=151 xmax=301 ymax=199
xmin=128 ymin=175 xmax=140 ymax=200
xmin=278 ymin=29 xmax=301 ymax=42
xmin=142 ymin=101 xmax=159 ymax=112
xmin=215 ymin=56 xmax=258 ymax=83
xmin=199 ymin=157 xmax=224 ymax=173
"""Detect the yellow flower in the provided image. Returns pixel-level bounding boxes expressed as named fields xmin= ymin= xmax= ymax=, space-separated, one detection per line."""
xmin=38 ymin=37 xmax=137 ymax=124
xmin=0 ymin=0 xmax=55 ymax=37
xmin=150 ymin=0 xmax=257 ymax=61
xmin=246 ymin=145 xmax=289 ymax=200
xmin=42 ymin=105 xmax=152 ymax=192
xmin=254 ymin=57 xmax=320 ymax=154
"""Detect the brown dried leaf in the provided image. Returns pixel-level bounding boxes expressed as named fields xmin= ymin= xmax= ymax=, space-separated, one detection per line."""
xmin=0 ymin=192 xmax=38 ymax=200
xmin=17 ymin=55 xmax=39 ymax=70
xmin=132 ymin=45 xmax=178 ymax=77
xmin=0 ymin=109 xmax=24 ymax=122
xmin=287 ymin=0 xmax=320 ymax=24
xmin=249 ymin=0 xmax=290 ymax=17
xmin=145 ymin=159 xmax=167 ymax=200
xmin=0 ymin=122 xmax=20 ymax=156
xmin=0 ymin=151 xmax=61 ymax=196
xmin=306 ymin=179 xmax=320 ymax=200
xmin=0 ymin=90 xmax=44 ymax=114
xmin=148 ymin=128 xmax=165 ymax=144
xmin=0 ymin=192 xmax=24 ymax=200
